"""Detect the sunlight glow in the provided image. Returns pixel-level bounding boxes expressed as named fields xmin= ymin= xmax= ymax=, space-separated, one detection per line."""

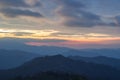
xmin=0 ymin=28 xmax=120 ymax=43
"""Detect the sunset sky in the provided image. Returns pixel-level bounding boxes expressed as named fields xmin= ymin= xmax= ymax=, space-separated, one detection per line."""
xmin=0 ymin=0 xmax=120 ymax=49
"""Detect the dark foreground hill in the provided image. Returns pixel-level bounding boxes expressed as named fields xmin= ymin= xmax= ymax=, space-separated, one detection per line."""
xmin=12 ymin=71 xmax=87 ymax=80
xmin=0 ymin=55 xmax=120 ymax=80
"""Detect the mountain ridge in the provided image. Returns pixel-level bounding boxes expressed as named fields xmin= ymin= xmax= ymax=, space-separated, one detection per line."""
xmin=70 ymin=55 xmax=120 ymax=70
xmin=1 ymin=55 xmax=120 ymax=80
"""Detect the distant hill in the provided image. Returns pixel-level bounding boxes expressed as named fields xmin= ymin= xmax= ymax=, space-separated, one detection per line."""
xmin=64 ymin=48 xmax=120 ymax=59
xmin=2 ymin=45 xmax=120 ymax=58
xmin=1 ymin=45 xmax=71 ymax=56
xmin=12 ymin=71 xmax=87 ymax=80
xmin=0 ymin=49 xmax=40 ymax=70
xmin=63 ymin=49 xmax=100 ymax=57
xmin=82 ymin=49 xmax=120 ymax=59
xmin=1 ymin=45 xmax=120 ymax=58
xmin=1 ymin=46 xmax=120 ymax=70
xmin=70 ymin=56 xmax=120 ymax=70
xmin=1 ymin=55 xmax=120 ymax=80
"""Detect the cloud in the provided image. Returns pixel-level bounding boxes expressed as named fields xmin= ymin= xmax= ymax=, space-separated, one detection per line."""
xmin=53 ymin=0 xmax=101 ymax=27
xmin=0 ymin=0 xmax=28 ymax=7
xmin=26 ymin=39 xmax=67 ymax=43
xmin=55 ymin=0 xmax=84 ymax=8
xmin=63 ymin=11 xmax=103 ymax=27
xmin=13 ymin=32 xmax=33 ymax=36
xmin=1 ymin=37 xmax=120 ymax=49
xmin=53 ymin=0 xmax=119 ymax=27
xmin=114 ymin=15 xmax=120 ymax=26
xmin=0 ymin=38 xmax=67 ymax=49
xmin=0 ymin=28 xmax=59 ymax=39
xmin=0 ymin=28 xmax=119 ymax=41
xmin=0 ymin=0 xmax=42 ymax=18
xmin=0 ymin=0 xmax=119 ymax=27
xmin=0 ymin=8 xmax=43 ymax=18
xmin=0 ymin=0 xmax=40 ymax=7
xmin=26 ymin=39 xmax=120 ymax=49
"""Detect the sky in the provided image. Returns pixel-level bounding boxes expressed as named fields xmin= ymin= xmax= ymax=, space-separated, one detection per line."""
xmin=0 ymin=0 xmax=120 ymax=49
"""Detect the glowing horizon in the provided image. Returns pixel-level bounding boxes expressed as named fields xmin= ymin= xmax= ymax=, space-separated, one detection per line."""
xmin=0 ymin=0 xmax=120 ymax=49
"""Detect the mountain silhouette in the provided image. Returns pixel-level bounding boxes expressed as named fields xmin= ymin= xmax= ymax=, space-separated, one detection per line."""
xmin=70 ymin=56 xmax=120 ymax=70
xmin=1 ymin=55 xmax=120 ymax=80
xmin=12 ymin=71 xmax=87 ymax=80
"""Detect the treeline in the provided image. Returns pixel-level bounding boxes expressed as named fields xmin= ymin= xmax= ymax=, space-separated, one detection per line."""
xmin=12 ymin=72 xmax=87 ymax=80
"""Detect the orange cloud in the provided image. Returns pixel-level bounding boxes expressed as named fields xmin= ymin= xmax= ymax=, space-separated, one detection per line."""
xmin=25 ymin=38 xmax=120 ymax=49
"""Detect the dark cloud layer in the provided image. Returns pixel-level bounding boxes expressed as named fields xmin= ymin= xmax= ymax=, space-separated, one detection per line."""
xmin=0 ymin=0 xmax=119 ymax=27
xmin=13 ymin=32 xmax=33 ymax=36
xmin=54 ymin=0 xmax=101 ymax=27
xmin=0 ymin=0 xmax=28 ymax=7
xmin=57 ymin=0 xmax=84 ymax=8
xmin=114 ymin=16 xmax=120 ymax=26
xmin=0 ymin=0 xmax=42 ymax=18
xmin=55 ymin=0 xmax=119 ymax=27
xmin=63 ymin=11 xmax=103 ymax=27
xmin=0 ymin=0 xmax=41 ymax=7
xmin=0 ymin=8 xmax=43 ymax=18
xmin=0 ymin=38 xmax=67 ymax=49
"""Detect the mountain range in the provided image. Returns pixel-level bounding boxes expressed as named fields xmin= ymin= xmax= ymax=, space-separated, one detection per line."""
xmin=0 ymin=55 xmax=120 ymax=80
xmin=1 ymin=46 xmax=120 ymax=58
xmin=1 ymin=46 xmax=120 ymax=70
xmin=70 ymin=56 xmax=120 ymax=70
